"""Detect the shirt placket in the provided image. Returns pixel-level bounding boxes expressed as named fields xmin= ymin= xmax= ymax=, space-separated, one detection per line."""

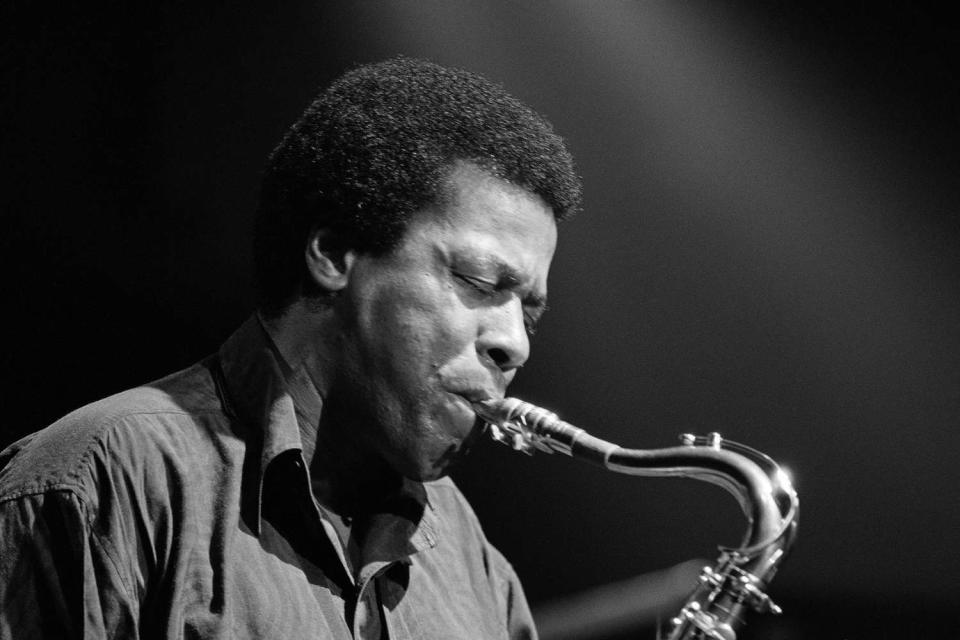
xmin=284 ymin=454 xmax=357 ymax=634
xmin=353 ymin=561 xmax=393 ymax=639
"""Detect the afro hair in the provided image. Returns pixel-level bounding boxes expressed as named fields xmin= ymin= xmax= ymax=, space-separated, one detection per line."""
xmin=254 ymin=57 xmax=582 ymax=315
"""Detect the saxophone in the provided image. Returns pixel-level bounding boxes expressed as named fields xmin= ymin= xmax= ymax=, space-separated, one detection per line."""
xmin=473 ymin=398 xmax=799 ymax=640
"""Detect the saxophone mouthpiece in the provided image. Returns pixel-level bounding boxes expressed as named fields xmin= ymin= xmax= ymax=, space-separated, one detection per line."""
xmin=472 ymin=398 xmax=536 ymax=454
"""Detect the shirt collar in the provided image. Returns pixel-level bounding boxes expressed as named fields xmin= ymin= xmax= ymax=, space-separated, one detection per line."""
xmin=217 ymin=315 xmax=305 ymax=533
xmin=216 ymin=314 xmax=437 ymax=559
xmin=360 ymin=477 xmax=439 ymax=574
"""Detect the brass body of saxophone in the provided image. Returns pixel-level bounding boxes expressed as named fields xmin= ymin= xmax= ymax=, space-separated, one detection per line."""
xmin=473 ymin=398 xmax=799 ymax=640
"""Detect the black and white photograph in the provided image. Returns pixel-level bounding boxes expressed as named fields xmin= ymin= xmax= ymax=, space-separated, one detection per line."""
xmin=3 ymin=3 xmax=958 ymax=638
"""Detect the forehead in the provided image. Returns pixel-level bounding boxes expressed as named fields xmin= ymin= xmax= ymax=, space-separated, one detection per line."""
xmin=415 ymin=163 xmax=558 ymax=263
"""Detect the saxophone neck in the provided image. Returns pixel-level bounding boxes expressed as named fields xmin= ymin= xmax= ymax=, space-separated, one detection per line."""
xmin=474 ymin=397 xmax=800 ymax=639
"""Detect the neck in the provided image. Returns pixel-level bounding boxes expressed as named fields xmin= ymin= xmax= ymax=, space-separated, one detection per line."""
xmin=258 ymin=304 xmax=402 ymax=517
xmin=311 ymin=400 xmax=402 ymax=517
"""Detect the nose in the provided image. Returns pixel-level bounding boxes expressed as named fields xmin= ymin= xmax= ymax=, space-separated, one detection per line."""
xmin=477 ymin=297 xmax=530 ymax=372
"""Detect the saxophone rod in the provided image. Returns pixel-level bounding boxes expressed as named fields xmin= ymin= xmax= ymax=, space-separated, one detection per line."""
xmin=472 ymin=399 xmax=794 ymax=551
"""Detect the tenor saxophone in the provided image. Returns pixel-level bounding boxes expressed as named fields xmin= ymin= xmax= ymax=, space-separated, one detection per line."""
xmin=473 ymin=398 xmax=799 ymax=640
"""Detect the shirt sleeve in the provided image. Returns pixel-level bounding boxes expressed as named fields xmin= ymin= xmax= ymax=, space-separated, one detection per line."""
xmin=487 ymin=544 xmax=538 ymax=640
xmin=0 ymin=489 xmax=139 ymax=640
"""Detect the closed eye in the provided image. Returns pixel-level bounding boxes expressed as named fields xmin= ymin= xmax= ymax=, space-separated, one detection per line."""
xmin=455 ymin=272 xmax=547 ymax=337
xmin=455 ymin=273 xmax=497 ymax=296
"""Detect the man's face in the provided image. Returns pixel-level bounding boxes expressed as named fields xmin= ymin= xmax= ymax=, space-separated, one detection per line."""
xmin=334 ymin=163 xmax=558 ymax=481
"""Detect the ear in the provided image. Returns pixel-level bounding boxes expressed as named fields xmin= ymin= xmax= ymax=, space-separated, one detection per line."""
xmin=304 ymin=227 xmax=357 ymax=293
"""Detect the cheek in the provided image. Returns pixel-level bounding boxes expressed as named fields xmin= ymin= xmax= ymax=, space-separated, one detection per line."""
xmin=362 ymin=285 xmax=472 ymax=373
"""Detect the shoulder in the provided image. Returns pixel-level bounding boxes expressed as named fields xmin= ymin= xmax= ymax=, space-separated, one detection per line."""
xmin=423 ymin=476 xmax=516 ymax=571
xmin=422 ymin=476 xmax=532 ymax=630
xmin=423 ymin=475 xmax=483 ymax=532
xmin=0 ymin=359 xmax=229 ymax=507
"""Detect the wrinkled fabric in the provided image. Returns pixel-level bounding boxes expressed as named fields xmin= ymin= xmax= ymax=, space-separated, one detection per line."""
xmin=0 ymin=316 xmax=536 ymax=639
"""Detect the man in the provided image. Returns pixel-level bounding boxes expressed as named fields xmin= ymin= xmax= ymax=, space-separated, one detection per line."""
xmin=0 ymin=57 xmax=581 ymax=639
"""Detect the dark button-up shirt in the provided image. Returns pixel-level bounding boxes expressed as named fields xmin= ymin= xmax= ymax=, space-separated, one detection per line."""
xmin=0 ymin=316 xmax=536 ymax=639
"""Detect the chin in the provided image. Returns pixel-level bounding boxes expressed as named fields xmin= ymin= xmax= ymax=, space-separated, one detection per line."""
xmin=392 ymin=414 xmax=484 ymax=482
xmin=427 ymin=424 xmax=484 ymax=479
xmin=392 ymin=460 xmax=448 ymax=483
xmin=397 ymin=441 xmax=469 ymax=482
xmin=413 ymin=467 xmax=449 ymax=482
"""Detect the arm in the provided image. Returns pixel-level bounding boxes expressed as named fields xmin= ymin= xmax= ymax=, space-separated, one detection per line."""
xmin=0 ymin=490 xmax=138 ymax=640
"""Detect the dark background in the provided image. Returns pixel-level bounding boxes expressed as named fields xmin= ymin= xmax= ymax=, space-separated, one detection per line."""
xmin=4 ymin=2 xmax=958 ymax=638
